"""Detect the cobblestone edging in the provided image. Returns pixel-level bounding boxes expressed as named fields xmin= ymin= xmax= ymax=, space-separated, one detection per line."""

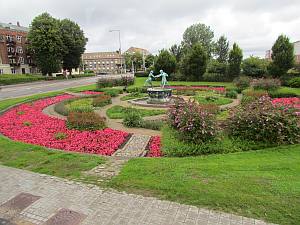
xmin=0 ymin=165 xmax=277 ymax=225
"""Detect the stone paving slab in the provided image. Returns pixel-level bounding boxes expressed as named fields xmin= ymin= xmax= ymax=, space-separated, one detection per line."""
xmin=0 ymin=165 xmax=277 ymax=225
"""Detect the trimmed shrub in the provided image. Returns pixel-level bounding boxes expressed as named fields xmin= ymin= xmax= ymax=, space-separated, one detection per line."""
xmin=202 ymin=72 xmax=227 ymax=82
xmin=168 ymin=100 xmax=218 ymax=144
xmin=287 ymin=77 xmax=300 ymax=88
xmin=140 ymin=120 xmax=164 ymax=130
xmin=251 ymin=78 xmax=281 ymax=91
xmin=92 ymin=94 xmax=112 ymax=107
xmin=67 ymin=98 xmax=94 ymax=113
xmin=241 ymin=89 xmax=268 ymax=106
xmin=96 ymin=88 xmax=123 ymax=97
xmin=134 ymin=72 xmax=148 ymax=77
xmin=228 ymin=96 xmax=300 ymax=144
xmin=96 ymin=76 xmax=134 ymax=88
xmin=67 ymin=112 xmax=106 ymax=131
xmin=225 ymin=90 xmax=238 ymax=99
xmin=123 ymin=108 xmax=143 ymax=127
xmin=233 ymin=76 xmax=251 ymax=92
xmin=269 ymin=89 xmax=299 ymax=98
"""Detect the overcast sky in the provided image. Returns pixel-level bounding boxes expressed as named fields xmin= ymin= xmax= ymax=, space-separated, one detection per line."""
xmin=1 ymin=0 xmax=300 ymax=57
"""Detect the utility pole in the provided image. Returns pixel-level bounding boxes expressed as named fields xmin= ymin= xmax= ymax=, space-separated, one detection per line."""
xmin=109 ymin=30 xmax=123 ymax=74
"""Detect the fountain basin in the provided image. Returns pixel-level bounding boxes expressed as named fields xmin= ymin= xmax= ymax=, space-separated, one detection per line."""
xmin=147 ymin=88 xmax=172 ymax=104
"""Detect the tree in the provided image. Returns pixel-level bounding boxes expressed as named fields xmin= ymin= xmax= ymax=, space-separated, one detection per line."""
xmin=228 ymin=43 xmax=243 ymax=79
xmin=145 ymin=54 xmax=155 ymax=68
xmin=242 ymin=56 xmax=269 ymax=77
xmin=182 ymin=23 xmax=214 ymax=57
xmin=169 ymin=44 xmax=182 ymax=62
xmin=180 ymin=43 xmax=208 ymax=81
xmin=154 ymin=49 xmax=176 ymax=75
xmin=214 ymin=35 xmax=229 ymax=63
xmin=27 ymin=13 xmax=64 ymax=76
xmin=207 ymin=59 xmax=227 ymax=75
xmin=269 ymin=35 xmax=295 ymax=77
xmin=124 ymin=52 xmax=143 ymax=72
xmin=60 ymin=19 xmax=87 ymax=75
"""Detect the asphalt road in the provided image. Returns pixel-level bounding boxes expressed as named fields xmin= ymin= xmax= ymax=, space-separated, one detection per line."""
xmin=0 ymin=74 xmax=132 ymax=100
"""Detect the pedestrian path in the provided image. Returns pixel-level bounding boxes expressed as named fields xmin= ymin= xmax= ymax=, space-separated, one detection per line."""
xmin=0 ymin=166 xmax=276 ymax=225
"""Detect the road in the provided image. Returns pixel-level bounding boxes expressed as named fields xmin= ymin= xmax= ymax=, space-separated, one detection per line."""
xmin=0 ymin=74 xmax=132 ymax=100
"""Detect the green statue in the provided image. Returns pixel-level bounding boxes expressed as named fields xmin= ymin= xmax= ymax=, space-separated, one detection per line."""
xmin=156 ymin=70 xmax=169 ymax=88
xmin=144 ymin=70 xmax=155 ymax=87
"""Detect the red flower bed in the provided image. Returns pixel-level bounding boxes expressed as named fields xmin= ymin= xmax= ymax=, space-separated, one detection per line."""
xmin=81 ymin=91 xmax=103 ymax=95
xmin=146 ymin=136 xmax=162 ymax=157
xmin=168 ymin=85 xmax=225 ymax=93
xmin=272 ymin=97 xmax=300 ymax=116
xmin=0 ymin=94 xmax=128 ymax=156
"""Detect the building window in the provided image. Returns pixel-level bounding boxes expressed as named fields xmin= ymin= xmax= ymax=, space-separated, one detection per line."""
xmin=11 ymin=69 xmax=16 ymax=74
xmin=19 ymin=57 xmax=24 ymax=64
xmin=0 ymin=69 xmax=3 ymax=74
xmin=7 ymin=47 xmax=15 ymax=53
xmin=16 ymin=36 xmax=22 ymax=43
xmin=16 ymin=47 xmax=23 ymax=53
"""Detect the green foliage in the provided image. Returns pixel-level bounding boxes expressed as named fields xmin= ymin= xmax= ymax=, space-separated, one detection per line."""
xmin=145 ymin=54 xmax=155 ymax=68
xmin=123 ymin=108 xmax=143 ymax=127
xmin=27 ymin=13 xmax=64 ymax=75
xmin=96 ymin=88 xmax=123 ymax=97
xmin=66 ymin=98 xmax=94 ymax=113
xmin=134 ymin=72 xmax=148 ymax=77
xmin=214 ymin=35 xmax=229 ymax=63
xmin=92 ymin=94 xmax=112 ymax=107
xmin=54 ymin=132 xmax=68 ymax=140
xmin=287 ymin=77 xmax=300 ymax=88
xmin=154 ymin=49 xmax=177 ymax=75
xmin=96 ymin=77 xmax=134 ymax=88
xmin=168 ymin=100 xmax=218 ymax=144
xmin=241 ymin=89 xmax=268 ymax=106
xmin=225 ymin=90 xmax=238 ymax=99
xmin=169 ymin=44 xmax=183 ymax=62
xmin=207 ymin=59 xmax=227 ymax=74
xmin=120 ymin=92 xmax=147 ymax=101
xmin=251 ymin=78 xmax=281 ymax=91
xmin=139 ymin=120 xmax=164 ymax=130
xmin=268 ymin=88 xmax=299 ymax=98
xmin=60 ymin=19 xmax=87 ymax=72
xmin=228 ymin=43 xmax=243 ymax=79
xmin=194 ymin=92 xmax=233 ymax=105
xmin=228 ymin=96 xmax=300 ymax=144
xmin=180 ymin=43 xmax=208 ymax=81
xmin=233 ymin=76 xmax=251 ymax=92
xmin=242 ymin=56 xmax=269 ymax=77
xmin=202 ymin=73 xmax=227 ymax=82
xmin=0 ymin=74 xmax=44 ymax=85
xmin=23 ymin=121 xmax=32 ymax=127
xmin=269 ymin=35 xmax=295 ymax=77
xmin=124 ymin=52 xmax=143 ymax=72
xmin=67 ymin=112 xmax=106 ymax=131
xmin=182 ymin=23 xmax=214 ymax=56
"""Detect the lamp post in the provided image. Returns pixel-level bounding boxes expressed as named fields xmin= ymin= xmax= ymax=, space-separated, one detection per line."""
xmin=109 ymin=29 xmax=123 ymax=74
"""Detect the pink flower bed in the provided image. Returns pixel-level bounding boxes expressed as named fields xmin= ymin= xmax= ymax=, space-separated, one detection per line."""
xmin=146 ymin=136 xmax=162 ymax=157
xmin=0 ymin=94 xmax=128 ymax=156
xmin=81 ymin=91 xmax=103 ymax=95
xmin=272 ymin=97 xmax=300 ymax=115
xmin=168 ymin=85 xmax=225 ymax=93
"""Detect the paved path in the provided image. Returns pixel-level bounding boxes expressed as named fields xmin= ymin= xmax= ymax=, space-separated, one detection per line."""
xmin=0 ymin=74 xmax=133 ymax=100
xmin=0 ymin=166 xmax=275 ymax=225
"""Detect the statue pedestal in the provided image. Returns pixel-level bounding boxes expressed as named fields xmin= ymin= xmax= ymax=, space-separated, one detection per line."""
xmin=147 ymin=88 xmax=172 ymax=104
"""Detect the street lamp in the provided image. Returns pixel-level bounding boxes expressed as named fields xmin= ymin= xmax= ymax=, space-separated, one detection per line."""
xmin=109 ymin=29 xmax=123 ymax=74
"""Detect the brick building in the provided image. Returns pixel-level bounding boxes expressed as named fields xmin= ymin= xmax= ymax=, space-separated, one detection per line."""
xmin=0 ymin=22 xmax=37 ymax=74
xmin=82 ymin=52 xmax=124 ymax=74
xmin=265 ymin=41 xmax=300 ymax=64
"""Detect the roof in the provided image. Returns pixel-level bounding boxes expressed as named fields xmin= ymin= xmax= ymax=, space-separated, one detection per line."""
xmin=0 ymin=22 xmax=29 ymax=32
xmin=125 ymin=47 xmax=150 ymax=55
xmin=82 ymin=52 xmax=123 ymax=60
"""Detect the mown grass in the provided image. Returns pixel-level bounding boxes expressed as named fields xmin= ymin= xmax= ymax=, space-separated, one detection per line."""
xmin=120 ymin=92 xmax=148 ymax=101
xmin=106 ymin=105 xmax=166 ymax=119
xmin=109 ymin=144 xmax=300 ymax=225
xmin=194 ymin=92 xmax=233 ymax=106
xmin=0 ymin=136 xmax=104 ymax=179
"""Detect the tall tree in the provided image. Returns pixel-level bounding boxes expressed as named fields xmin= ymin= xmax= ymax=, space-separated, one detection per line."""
xmin=27 ymin=13 xmax=64 ymax=76
xmin=145 ymin=54 xmax=155 ymax=68
xmin=242 ymin=56 xmax=269 ymax=77
xmin=214 ymin=35 xmax=229 ymax=63
xmin=182 ymin=23 xmax=214 ymax=57
xmin=154 ymin=49 xmax=176 ymax=75
xmin=269 ymin=35 xmax=295 ymax=77
xmin=228 ymin=43 xmax=243 ymax=79
xmin=60 ymin=19 xmax=87 ymax=75
xmin=180 ymin=43 xmax=208 ymax=81
xmin=169 ymin=44 xmax=182 ymax=62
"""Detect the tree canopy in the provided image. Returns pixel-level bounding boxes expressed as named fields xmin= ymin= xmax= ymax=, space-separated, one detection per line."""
xmin=228 ymin=43 xmax=243 ymax=79
xmin=242 ymin=56 xmax=269 ymax=77
xmin=214 ymin=35 xmax=229 ymax=63
xmin=154 ymin=49 xmax=176 ymax=75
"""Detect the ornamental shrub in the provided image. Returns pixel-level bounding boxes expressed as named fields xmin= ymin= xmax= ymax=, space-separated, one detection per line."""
xmin=228 ymin=96 xmax=300 ymax=144
xmin=233 ymin=76 xmax=251 ymax=92
xmin=54 ymin=132 xmax=68 ymax=140
xmin=287 ymin=77 xmax=300 ymax=88
xmin=251 ymin=78 xmax=281 ymax=91
xmin=241 ymin=89 xmax=268 ymax=106
xmin=67 ymin=112 xmax=106 ymax=131
xmin=96 ymin=76 xmax=134 ymax=88
xmin=168 ymin=100 xmax=218 ymax=144
xmin=123 ymin=108 xmax=143 ymax=127
xmin=225 ymin=90 xmax=238 ymax=99
xmin=92 ymin=94 xmax=112 ymax=107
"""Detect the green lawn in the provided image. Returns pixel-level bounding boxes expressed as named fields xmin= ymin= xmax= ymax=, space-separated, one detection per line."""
xmin=194 ymin=92 xmax=233 ymax=106
xmin=120 ymin=92 xmax=148 ymax=101
xmin=0 ymin=74 xmax=45 ymax=85
xmin=109 ymin=145 xmax=300 ymax=225
xmin=131 ymin=77 xmax=235 ymax=88
xmin=106 ymin=105 xmax=166 ymax=119
xmin=0 ymin=136 xmax=104 ymax=179
xmin=67 ymin=84 xmax=97 ymax=92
